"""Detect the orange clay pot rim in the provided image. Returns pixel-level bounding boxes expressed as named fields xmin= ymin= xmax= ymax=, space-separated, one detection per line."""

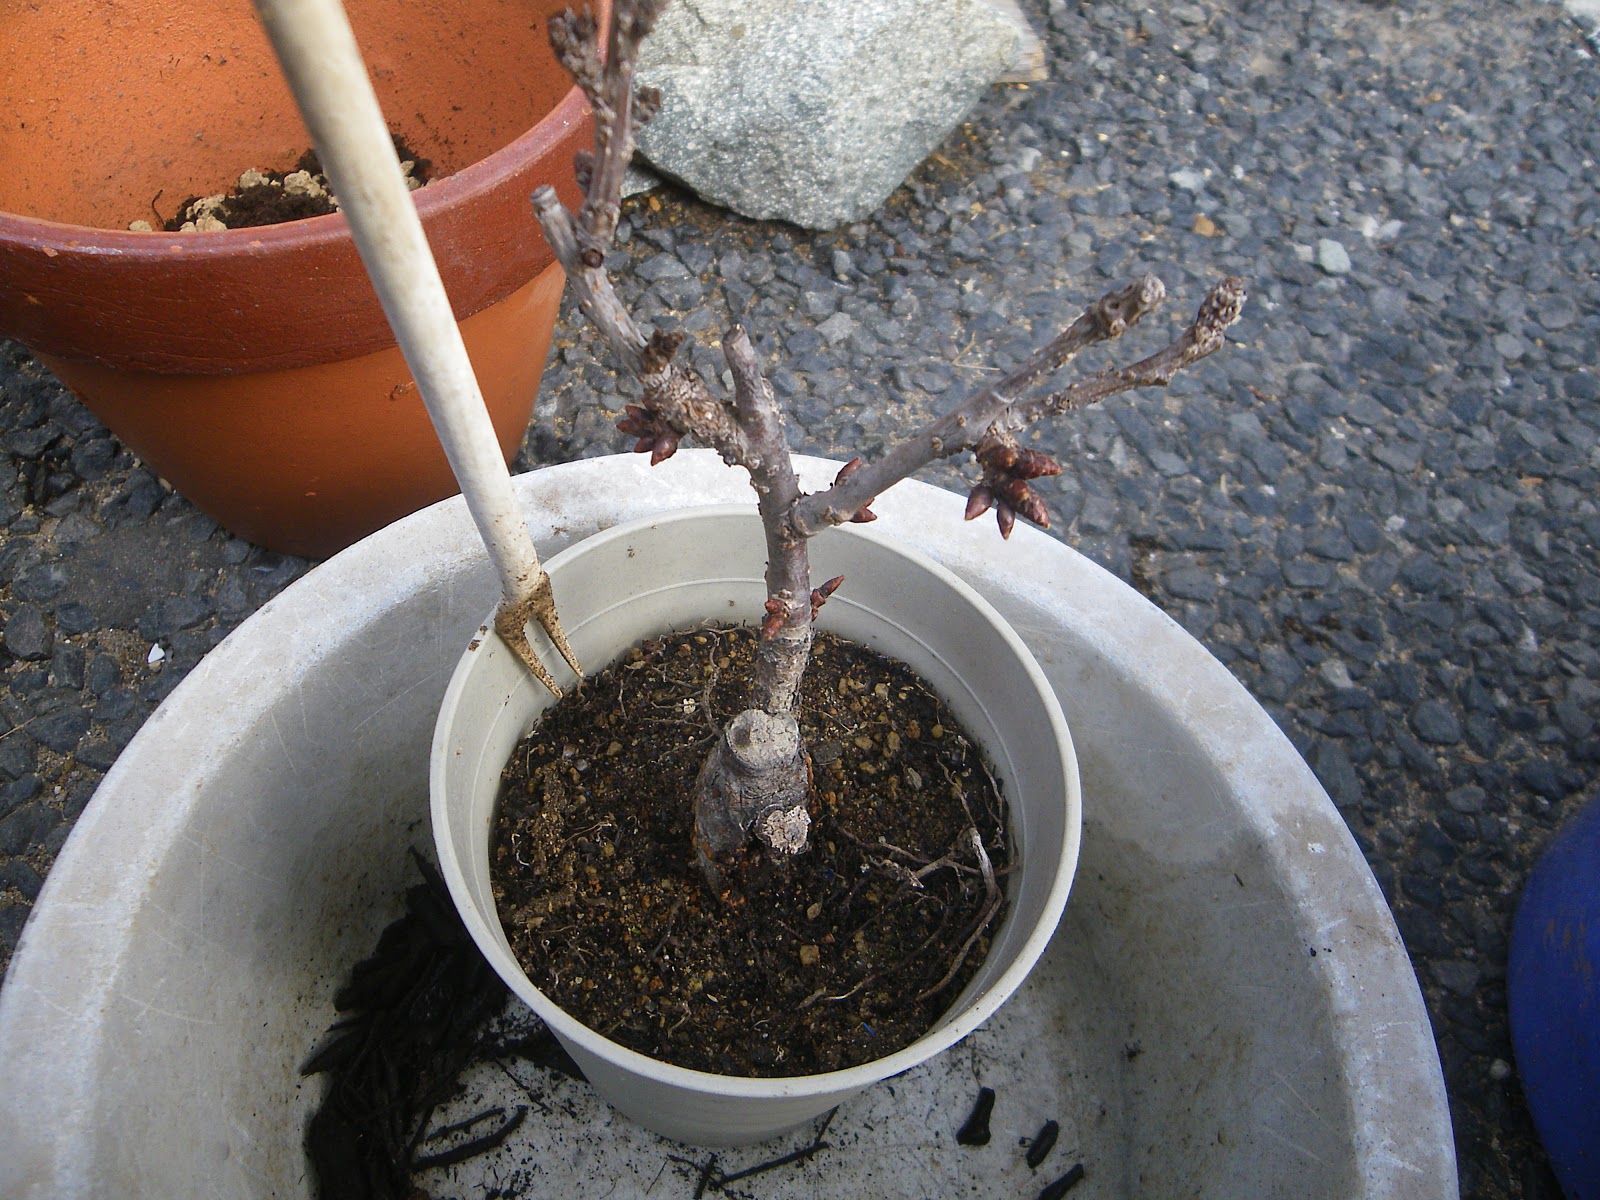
xmin=0 ymin=83 xmax=588 ymax=255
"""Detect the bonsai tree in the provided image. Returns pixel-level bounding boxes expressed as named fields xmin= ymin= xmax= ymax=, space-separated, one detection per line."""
xmin=529 ymin=0 xmax=1246 ymax=884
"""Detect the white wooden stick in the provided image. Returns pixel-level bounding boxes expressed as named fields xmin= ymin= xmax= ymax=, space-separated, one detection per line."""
xmin=253 ymin=0 xmax=578 ymax=692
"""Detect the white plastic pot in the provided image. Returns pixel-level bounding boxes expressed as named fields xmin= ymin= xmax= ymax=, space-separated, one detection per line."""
xmin=431 ymin=506 xmax=1082 ymax=1145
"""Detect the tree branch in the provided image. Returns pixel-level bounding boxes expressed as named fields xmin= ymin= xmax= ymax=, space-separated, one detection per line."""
xmin=535 ymin=3 xmax=820 ymax=870
xmin=793 ymin=274 xmax=1247 ymax=539
xmin=723 ymin=325 xmax=812 ymax=716
xmin=993 ymin=275 xmax=1248 ymax=433
xmin=547 ymin=2 xmax=668 ymax=248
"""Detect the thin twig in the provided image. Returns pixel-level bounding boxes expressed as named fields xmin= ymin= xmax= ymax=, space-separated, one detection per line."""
xmin=645 ymin=897 xmax=684 ymax=967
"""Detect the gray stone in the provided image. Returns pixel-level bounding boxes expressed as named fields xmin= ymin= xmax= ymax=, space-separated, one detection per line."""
xmin=0 ymin=858 xmax=44 ymax=900
xmin=801 ymin=289 xmax=839 ymax=319
xmin=0 ymin=734 xmax=35 ymax=784
xmin=1316 ymin=238 xmax=1352 ymax=275
xmin=0 ymin=902 xmax=29 ymax=955
xmin=138 ymin=595 xmax=212 ymax=640
xmin=816 ymin=312 xmax=858 ymax=345
xmin=74 ymin=737 xmax=122 ymax=772
xmin=1431 ymin=959 xmax=1482 ymax=997
xmin=1521 ymin=759 xmax=1575 ymax=801
xmin=14 ymin=563 xmax=70 ymax=603
xmin=85 ymin=654 xmax=122 ymax=696
xmin=1283 ymin=559 xmax=1335 ymax=588
xmin=677 ymin=243 xmax=716 ymax=275
xmin=30 ymin=709 xmax=90 ymax=754
xmin=0 ymin=774 xmax=41 ymax=814
xmin=0 ymin=801 xmax=56 ymax=856
xmin=1534 ymin=293 xmax=1578 ymax=331
xmin=51 ymin=644 xmax=85 ymax=691
xmin=2 ymin=604 xmax=52 ymax=661
xmin=1313 ymin=738 xmax=1363 ymax=809
xmin=69 ymin=438 xmax=118 ymax=482
xmin=1410 ymin=700 xmax=1463 ymax=746
xmin=635 ymin=253 xmax=692 ymax=282
xmin=1163 ymin=566 xmax=1219 ymax=602
xmin=635 ymin=0 xmax=1021 ymax=229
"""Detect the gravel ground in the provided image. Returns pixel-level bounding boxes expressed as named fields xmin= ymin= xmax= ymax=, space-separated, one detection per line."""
xmin=2 ymin=0 xmax=1596 ymax=1194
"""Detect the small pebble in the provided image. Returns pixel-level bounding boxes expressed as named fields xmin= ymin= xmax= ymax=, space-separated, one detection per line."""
xmin=1026 ymin=1119 xmax=1061 ymax=1168
xmin=1316 ymin=238 xmax=1352 ymax=275
xmin=956 ymin=1086 xmax=995 ymax=1146
xmin=1038 ymin=1163 xmax=1086 ymax=1198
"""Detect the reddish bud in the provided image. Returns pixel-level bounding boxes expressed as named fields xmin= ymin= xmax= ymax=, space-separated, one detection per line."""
xmin=761 ymin=597 xmax=787 ymax=640
xmin=810 ymin=575 xmax=846 ymax=617
xmin=830 ymin=457 xmax=876 ymax=522
xmin=996 ymin=502 xmax=1016 ymax=540
xmin=978 ymin=442 xmax=1059 ymax=480
xmin=642 ymin=329 xmax=687 ymax=372
xmin=964 ymin=485 xmax=995 ymax=522
xmin=617 ymin=404 xmax=681 ymax=465
xmin=998 ymin=478 xmax=1050 ymax=528
xmin=615 ymin=405 xmax=649 ymax=436
xmin=634 ymin=84 xmax=662 ymax=124
xmin=997 ymin=477 xmax=1032 ymax=508
xmin=650 ymin=433 xmax=679 ymax=465
xmin=977 ymin=442 xmax=1017 ymax=472
xmin=1012 ymin=449 xmax=1061 ymax=480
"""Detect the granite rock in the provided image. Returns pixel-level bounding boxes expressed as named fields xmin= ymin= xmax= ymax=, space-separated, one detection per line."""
xmin=636 ymin=0 xmax=1021 ymax=228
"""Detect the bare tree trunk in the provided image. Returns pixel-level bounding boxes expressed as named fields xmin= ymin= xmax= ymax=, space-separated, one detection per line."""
xmin=530 ymin=0 xmax=1246 ymax=889
xmin=690 ymin=327 xmax=816 ymax=875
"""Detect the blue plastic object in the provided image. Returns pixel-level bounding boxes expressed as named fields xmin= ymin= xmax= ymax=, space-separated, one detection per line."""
xmin=1509 ymin=793 xmax=1600 ymax=1200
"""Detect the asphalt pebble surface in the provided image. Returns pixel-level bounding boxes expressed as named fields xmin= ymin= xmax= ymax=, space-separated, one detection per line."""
xmin=2 ymin=0 xmax=1596 ymax=1194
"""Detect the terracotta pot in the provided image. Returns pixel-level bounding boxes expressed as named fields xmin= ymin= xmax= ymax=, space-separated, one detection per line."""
xmin=0 ymin=0 xmax=608 ymax=558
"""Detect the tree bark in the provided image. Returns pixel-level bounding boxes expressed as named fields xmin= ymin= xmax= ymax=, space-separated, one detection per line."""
xmin=692 ymin=709 xmax=810 ymax=883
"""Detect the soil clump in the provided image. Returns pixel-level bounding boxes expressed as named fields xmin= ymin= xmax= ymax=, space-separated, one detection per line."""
xmin=130 ymin=136 xmax=433 ymax=232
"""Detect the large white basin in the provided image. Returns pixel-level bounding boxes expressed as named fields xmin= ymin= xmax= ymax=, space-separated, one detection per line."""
xmin=0 ymin=452 xmax=1457 ymax=1198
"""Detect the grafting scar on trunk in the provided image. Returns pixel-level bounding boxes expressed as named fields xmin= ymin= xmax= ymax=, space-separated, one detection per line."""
xmin=530 ymin=0 xmax=1245 ymax=888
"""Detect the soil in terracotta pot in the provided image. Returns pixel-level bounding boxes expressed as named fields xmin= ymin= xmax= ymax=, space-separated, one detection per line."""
xmin=491 ymin=624 xmax=1012 ymax=1078
xmin=133 ymin=136 xmax=433 ymax=232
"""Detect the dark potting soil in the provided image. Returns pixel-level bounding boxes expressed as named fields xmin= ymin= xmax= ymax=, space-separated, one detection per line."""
xmin=158 ymin=136 xmax=433 ymax=231
xmin=491 ymin=624 xmax=1012 ymax=1078
xmin=301 ymin=853 xmax=566 ymax=1200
